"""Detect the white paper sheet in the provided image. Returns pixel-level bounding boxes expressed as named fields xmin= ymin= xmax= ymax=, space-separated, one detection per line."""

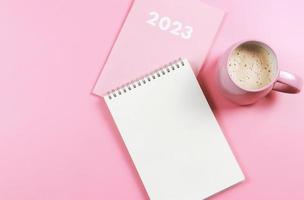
xmin=105 ymin=59 xmax=244 ymax=200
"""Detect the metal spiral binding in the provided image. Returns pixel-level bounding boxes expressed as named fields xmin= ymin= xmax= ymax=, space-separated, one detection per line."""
xmin=106 ymin=58 xmax=185 ymax=100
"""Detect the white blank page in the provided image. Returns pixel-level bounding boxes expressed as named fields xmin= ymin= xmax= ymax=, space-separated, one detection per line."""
xmin=105 ymin=59 xmax=244 ymax=200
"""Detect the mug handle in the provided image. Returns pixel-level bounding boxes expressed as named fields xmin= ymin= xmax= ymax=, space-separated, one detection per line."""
xmin=272 ymin=70 xmax=303 ymax=93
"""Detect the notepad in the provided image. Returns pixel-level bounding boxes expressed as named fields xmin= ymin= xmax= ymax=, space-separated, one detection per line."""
xmin=93 ymin=0 xmax=224 ymax=96
xmin=104 ymin=59 xmax=244 ymax=200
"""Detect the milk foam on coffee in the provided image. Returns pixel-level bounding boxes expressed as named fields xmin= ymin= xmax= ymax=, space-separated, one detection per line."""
xmin=227 ymin=43 xmax=276 ymax=90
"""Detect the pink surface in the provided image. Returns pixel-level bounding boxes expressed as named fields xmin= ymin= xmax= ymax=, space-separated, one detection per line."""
xmin=0 ymin=0 xmax=303 ymax=199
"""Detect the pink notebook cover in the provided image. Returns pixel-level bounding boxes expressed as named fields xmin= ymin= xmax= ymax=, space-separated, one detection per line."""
xmin=93 ymin=0 xmax=224 ymax=96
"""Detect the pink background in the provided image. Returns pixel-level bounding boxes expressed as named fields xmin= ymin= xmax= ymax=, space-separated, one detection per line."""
xmin=0 ymin=0 xmax=303 ymax=199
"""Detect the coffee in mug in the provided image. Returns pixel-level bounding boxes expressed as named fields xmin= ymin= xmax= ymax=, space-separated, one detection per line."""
xmin=227 ymin=43 xmax=276 ymax=90
xmin=218 ymin=40 xmax=302 ymax=105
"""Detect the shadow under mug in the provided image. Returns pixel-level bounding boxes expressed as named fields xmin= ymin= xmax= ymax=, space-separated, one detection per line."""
xmin=218 ymin=40 xmax=302 ymax=105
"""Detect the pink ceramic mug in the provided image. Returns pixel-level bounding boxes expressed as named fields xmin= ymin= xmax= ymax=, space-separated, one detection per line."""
xmin=218 ymin=40 xmax=302 ymax=105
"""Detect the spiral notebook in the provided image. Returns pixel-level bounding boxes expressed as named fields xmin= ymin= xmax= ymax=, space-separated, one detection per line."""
xmin=105 ymin=59 xmax=244 ymax=200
